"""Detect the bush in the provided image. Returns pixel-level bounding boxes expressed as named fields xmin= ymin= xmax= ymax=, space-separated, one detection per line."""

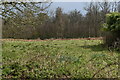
xmin=103 ymin=12 xmax=120 ymax=32
xmin=102 ymin=12 xmax=120 ymax=51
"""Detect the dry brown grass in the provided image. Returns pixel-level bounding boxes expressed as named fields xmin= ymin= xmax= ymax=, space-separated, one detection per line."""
xmin=0 ymin=37 xmax=103 ymax=42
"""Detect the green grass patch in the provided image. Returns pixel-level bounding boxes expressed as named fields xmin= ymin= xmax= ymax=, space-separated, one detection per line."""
xmin=2 ymin=40 xmax=119 ymax=79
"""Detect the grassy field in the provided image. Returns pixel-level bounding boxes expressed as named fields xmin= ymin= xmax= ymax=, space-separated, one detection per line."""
xmin=2 ymin=39 xmax=119 ymax=79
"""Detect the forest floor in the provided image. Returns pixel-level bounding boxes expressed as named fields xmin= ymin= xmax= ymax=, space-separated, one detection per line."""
xmin=1 ymin=38 xmax=119 ymax=79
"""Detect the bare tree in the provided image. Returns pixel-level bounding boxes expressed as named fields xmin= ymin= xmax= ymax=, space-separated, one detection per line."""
xmin=1 ymin=2 xmax=52 ymax=20
xmin=85 ymin=2 xmax=101 ymax=37
xmin=2 ymin=2 xmax=51 ymax=39
xmin=118 ymin=1 xmax=120 ymax=12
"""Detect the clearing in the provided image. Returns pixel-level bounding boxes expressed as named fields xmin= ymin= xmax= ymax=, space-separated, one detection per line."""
xmin=2 ymin=39 xmax=119 ymax=79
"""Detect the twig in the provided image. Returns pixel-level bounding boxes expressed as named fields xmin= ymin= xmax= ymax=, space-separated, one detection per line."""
xmin=92 ymin=62 xmax=118 ymax=78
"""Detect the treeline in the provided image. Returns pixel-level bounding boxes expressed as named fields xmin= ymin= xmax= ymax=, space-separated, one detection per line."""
xmin=2 ymin=2 xmax=120 ymax=39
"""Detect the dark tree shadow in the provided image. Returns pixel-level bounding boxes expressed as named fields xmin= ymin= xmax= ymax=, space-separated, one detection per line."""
xmin=80 ymin=44 xmax=108 ymax=52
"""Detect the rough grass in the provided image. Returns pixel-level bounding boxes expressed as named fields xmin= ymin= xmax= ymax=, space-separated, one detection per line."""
xmin=2 ymin=39 xmax=119 ymax=79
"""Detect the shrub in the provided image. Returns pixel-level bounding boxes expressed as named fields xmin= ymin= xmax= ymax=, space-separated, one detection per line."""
xmin=102 ymin=12 xmax=120 ymax=51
